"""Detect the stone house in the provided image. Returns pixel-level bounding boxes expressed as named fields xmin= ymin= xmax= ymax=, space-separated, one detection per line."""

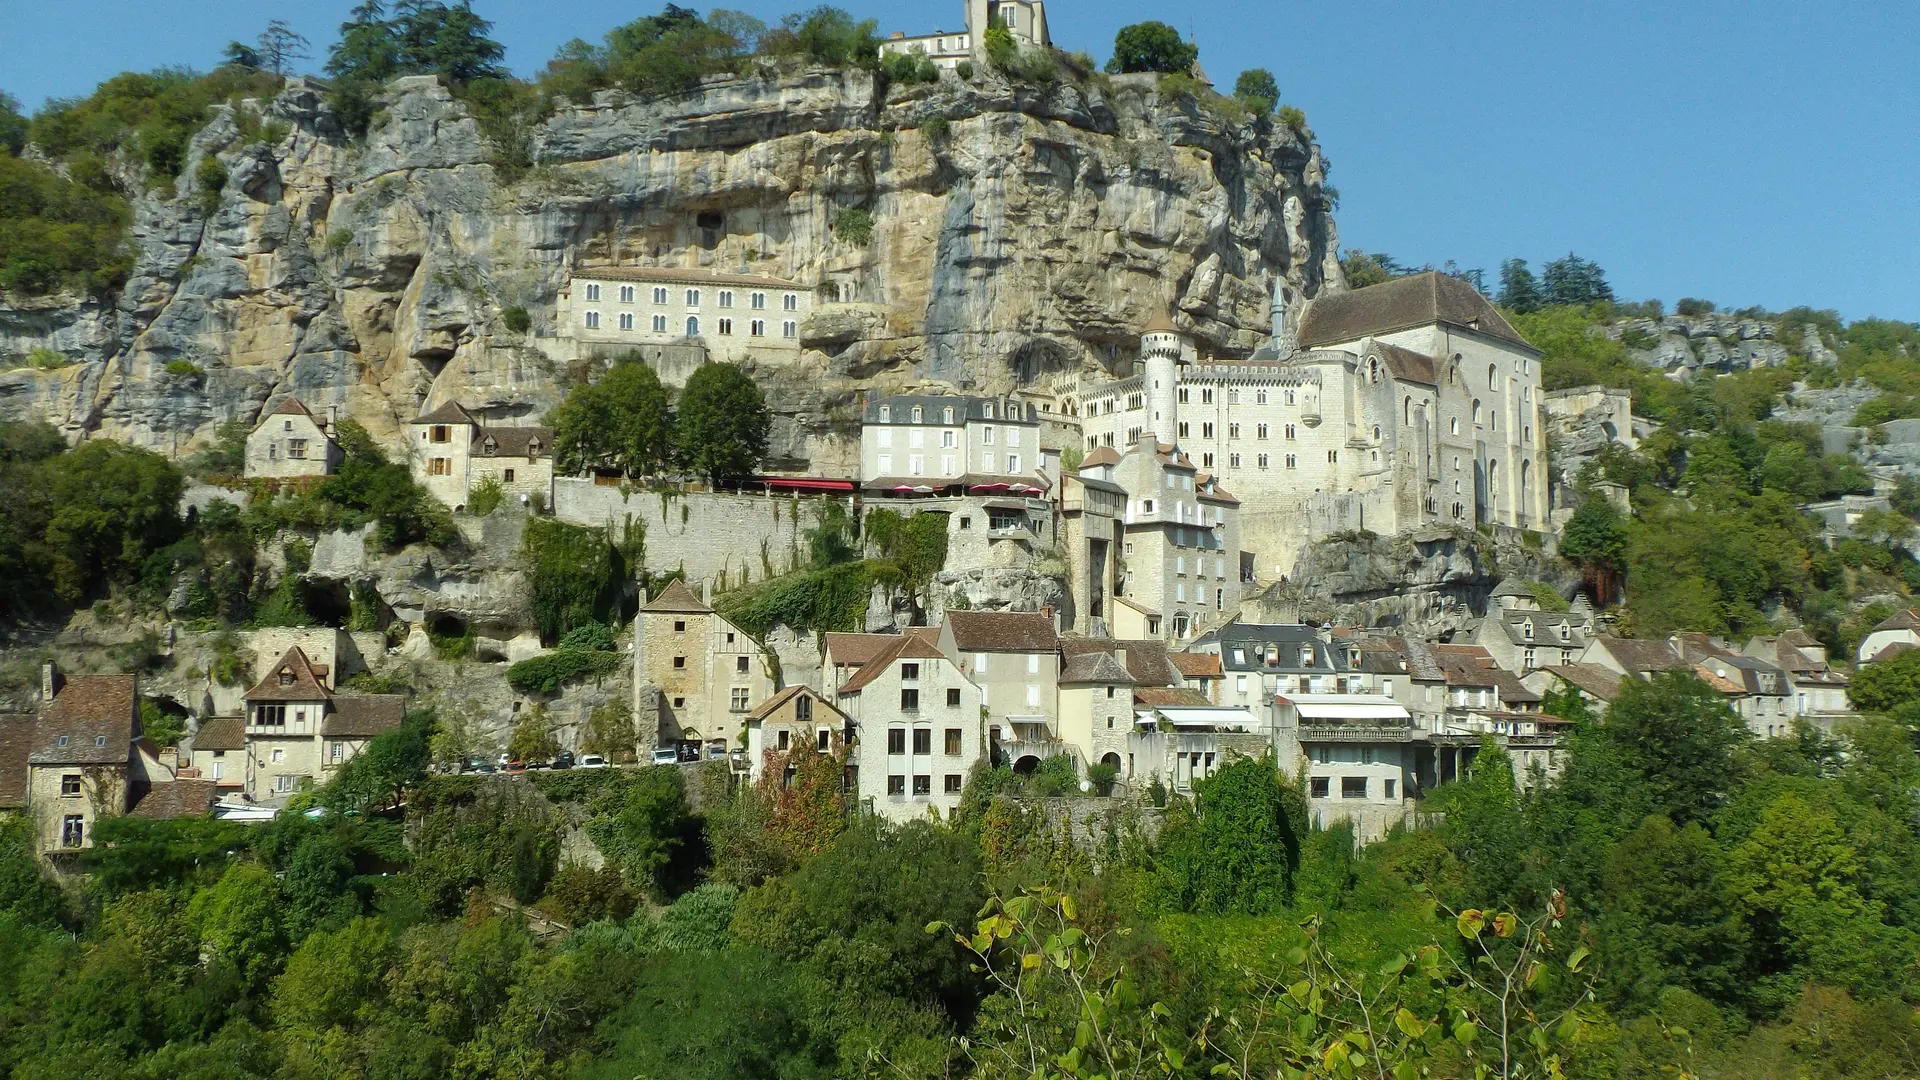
xmin=1522 ymin=663 xmax=1625 ymax=716
xmin=187 ymin=716 xmax=245 ymax=794
xmin=936 ymin=610 xmax=1061 ymax=723
xmin=860 ymin=394 xmax=1043 ymax=490
xmin=1080 ymin=441 xmax=1243 ymax=643
xmin=1055 ymin=650 xmax=1135 ymax=776
xmin=1272 ymin=692 xmax=1421 ymax=842
xmin=14 ymin=668 xmax=195 ymax=857
xmin=1583 ymin=635 xmax=1687 ymax=680
xmin=632 ymin=580 xmax=776 ymax=758
xmin=879 ymin=0 xmax=1051 ymax=70
xmin=1192 ymin=622 xmax=1376 ymax=712
xmin=564 ymin=267 xmax=815 ymax=375
xmin=822 ymin=632 xmax=901 ymax=697
xmin=1058 ymin=470 xmax=1124 ymax=632
xmin=244 ymin=398 xmax=341 ymax=479
xmin=408 ymin=400 xmax=554 ymax=511
xmin=1470 ymin=580 xmax=1593 ymax=673
xmin=740 ymin=686 xmax=854 ymax=788
xmin=1742 ymin=629 xmax=1852 ymax=726
xmin=239 ymin=647 xmax=406 ymax=804
xmin=834 ymin=631 xmax=983 ymax=823
xmin=1671 ymin=634 xmax=1795 ymax=738
xmin=1856 ymin=608 xmax=1920 ymax=665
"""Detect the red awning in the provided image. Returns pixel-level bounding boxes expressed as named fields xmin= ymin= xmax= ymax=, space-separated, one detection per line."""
xmin=750 ymin=476 xmax=856 ymax=492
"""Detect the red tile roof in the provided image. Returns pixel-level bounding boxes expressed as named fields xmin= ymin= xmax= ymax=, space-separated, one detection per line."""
xmin=192 ymin=716 xmax=245 ymax=752
xmin=33 ymin=674 xmax=138 ymax=766
xmin=945 ymin=611 xmax=1060 ymax=653
xmin=1169 ymin=652 xmax=1221 ymax=678
xmin=129 ymin=779 xmax=219 ymax=820
xmin=836 ymin=634 xmax=948 ymax=695
xmin=824 ymin=632 xmax=900 ymax=667
xmin=643 ymin=579 xmax=712 ymax=614
xmin=323 ymin=694 xmax=407 ymax=738
xmin=245 ymin=648 xmax=331 ymax=703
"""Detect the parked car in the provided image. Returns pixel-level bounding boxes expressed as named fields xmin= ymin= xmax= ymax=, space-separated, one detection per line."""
xmin=676 ymin=743 xmax=701 ymax=763
xmin=578 ymin=754 xmax=610 ymax=769
xmin=527 ymin=760 xmax=552 ymax=771
xmin=504 ymin=760 xmax=527 ymax=775
xmin=553 ymin=751 xmax=575 ymax=770
xmin=652 ymin=747 xmax=680 ymax=765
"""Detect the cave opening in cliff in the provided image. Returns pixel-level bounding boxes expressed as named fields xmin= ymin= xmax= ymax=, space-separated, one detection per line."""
xmin=301 ymin=579 xmax=355 ymax=629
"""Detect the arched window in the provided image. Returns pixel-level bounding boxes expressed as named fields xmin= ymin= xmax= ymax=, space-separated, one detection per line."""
xmin=685 ymin=316 xmax=699 ymax=336
xmin=1404 ymin=396 xmax=1411 ymax=425
xmin=1472 ymin=399 xmax=1482 ymax=424
xmin=1450 ymin=416 xmax=1459 ymax=435
xmin=1488 ymin=363 xmax=1498 ymax=387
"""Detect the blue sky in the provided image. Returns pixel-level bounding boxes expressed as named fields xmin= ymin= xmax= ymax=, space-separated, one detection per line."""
xmin=3 ymin=0 xmax=1913 ymax=322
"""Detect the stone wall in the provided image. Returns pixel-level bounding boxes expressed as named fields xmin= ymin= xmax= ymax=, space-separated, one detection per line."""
xmin=553 ymin=480 xmax=832 ymax=586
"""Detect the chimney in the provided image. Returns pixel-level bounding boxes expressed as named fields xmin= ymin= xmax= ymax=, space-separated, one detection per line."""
xmin=327 ymin=403 xmax=339 ymax=435
xmin=1114 ymin=647 xmax=1127 ymax=671
xmin=40 ymin=661 xmax=60 ymax=707
xmin=702 ymin=577 xmax=713 ymax=607
xmin=890 ymin=30 xmax=905 ymax=39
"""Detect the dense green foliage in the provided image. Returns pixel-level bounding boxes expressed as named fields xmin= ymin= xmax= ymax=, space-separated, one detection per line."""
xmin=674 ymin=361 xmax=771 ymax=481
xmin=1231 ymin=67 xmax=1278 ymax=113
xmin=247 ymin=419 xmax=457 ymax=551
xmin=505 ymin=647 xmax=624 ymax=694
xmin=547 ymin=355 xmax=673 ymax=476
xmin=522 ymin=517 xmax=626 ymax=642
xmin=1104 ymin=21 xmax=1198 ymax=74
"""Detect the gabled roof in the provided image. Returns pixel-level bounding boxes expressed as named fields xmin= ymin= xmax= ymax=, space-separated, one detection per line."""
xmin=824 ymin=632 xmax=899 ymax=667
xmin=1593 ymin=636 xmax=1686 ymax=674
xmin=1297 ymin=271 xmax=1534 ymax=352
xmin=1871 ymin=608 xmax=1920 ymax=632
xmin=1113 ymin=597 xmax=1158 ymax=617
xmin=744 ymin=685 xmax=850 ymax=724
xmin=472 ymin=426 xmax=553 ymax=458
xmin=411 ymin=400 xmax=478 ymax=426
xmin=261 ymin=397 xmax=329 ymax=428
xmin=836 ymin=634 xmax=949 ymax=695
xmin=0 ymin=715 xmax=32 ymax=809
xmin=1062 ymin=639 xmax=1177 ymax=686
xmin=1371 ymin=342 xmax=1438 ymax=386
xmin=643 ymin=579 xmax=712 ymax=614
xmin=1169 ymin=652 xmax=1221 ymax=678
xmin=129 ymin=779 xmax=218 ymax=820
xmin=945 ymin=611 xmax=1059 ymax=654
xmin=1060 ymin=651 xmax=1136 ymax=685
xmin=245 ymin=647 xmax=332 ymax=703
xmin=33 ymin=674 xmax=138 ymax=766
xmin=192 ymin=716 xmax=245 ymax=752
xmin=324 ymin=694 xmax=407 ymax=738
xmin=1691 ymin=665 xmax=1746 ymax=695
xmin=1079 ymin=447 xmax=1122 ymax=468
xmin=1870 ymin=641 xmax=1917 ymax=663
xmin=1536 ymin=663 xmax=1625 ymax=702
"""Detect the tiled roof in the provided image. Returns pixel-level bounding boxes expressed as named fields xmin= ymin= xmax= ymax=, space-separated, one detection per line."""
xmin=1060 ymin=651 xmax=1135 ymax=685
xmin=411 ymin=400 xmax=478 ymax=426
xmin=245 ymin=648 xmax=332 ymax=703
xmin=573 ymin=265 xmax=804 ymax=290
xmin=743 ymin=685 xmax=846 ymax=723
xmin=1062 ymin=639 xmax=1176 ymax=686
xmin=643 ymin=579 xmax=712 ymax=614
xmin=945 ymin=611 xmax=1060 ymax=653
xmin=824 ymin=632 xmax=898 ymax=667
xmin=0 ymin=715 xmax=32 ymax=809
xmin=1297 ymin=271 xmax=1533 ymax=351
xmin=33 ymin=674 xmax=138 ymax=766
xmin=1436 ymin=657 xmax=1496 ymax=688
xmin=1871 ymin=608 xmax=1920 ymax=632
xmin=192 ymin=716 xmax=245 ymax=752
xmin=1372 ymin=341 xmax=1438 ymax=386
xmin=1487 ymin=669 xmax=1541 ymax=704
xmin=472 ymin=426 xmax=552 ymax=458
xmin=1691 ymin=665 xmax=1746 ymax=695
xmin=323 ymin=694 xmax=407 ymax=738
xmin=263 ymin=397 xmax=326 ymax=424
xmin=1537 ymin=663 xmax=1625 ymax=702
xmin=1169 ymin=652 xmax=1221 ymax=678
xmin=129 ymin=779 xmax=218 ymax=820
xmin=1134 ymin=687 xmax=1211 ymax=707
xmin=836 ymin=634 xmax=948 ymax=695
xmin=1080 ymin=447 xmax=1122 ymax=468
xmin=1378 ymin=636 xmax=1446 ymax=682
xmin=1594 ymin=636 xmax=1686 ymax=673
xmin=1870 ymin=641 xmax=1917 ymax=663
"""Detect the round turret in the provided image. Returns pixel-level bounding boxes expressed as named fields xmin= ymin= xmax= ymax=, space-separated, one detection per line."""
xmin=1140 ymin=311 xmax=1187 ymax=444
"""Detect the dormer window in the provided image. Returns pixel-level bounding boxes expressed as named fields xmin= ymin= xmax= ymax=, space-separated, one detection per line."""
xmin=1522 ymin=620 xmax=1534 ymax=640
xmin=55 ymin=736 xmax=68 ymax=747
xmin=1264 ymin=644 xmax=1279 ymax=666
xmin=879 ymin=405 xmax=891 ymax=422
xmin=95 ymin=735 xmax=106 ymax=747
xmin=911 ymin=406 xmax=923 ymax=423
xmin=527 ymin=439 xmax=541 ymax=457
xmin=984 ymin=403 xmax=995 ymax=419
xmin=1559 ymin=624 xmax=1570 ymax=642
xmin=279 ymin=670 xmax=294 ymax=686
xmin=483 ymin=437 xmax=498 ymax=456
xmin=943 ymin=406 xmax=954 ymax=424
xmin=1299 ymin=645 xmax=1315 ymax=667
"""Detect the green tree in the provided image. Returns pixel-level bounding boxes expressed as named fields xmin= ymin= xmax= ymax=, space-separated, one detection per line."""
xmin=255 ymin=19 xmax=312 ymax=76
xmin=1150 ymin=755 xmax=1303 ymax=914
xmin=271 ymin=916 xmax=395 ymax=1031
xmin=674 ymin=362 xmax=770 ymax=481
xmin=1541 ymin=252 xmax=1614 ymax=307
xmin=547 ymin=356 xmax=673 ymax=476
xmin=1104 ymin=21 xmax=1197 ymax=74
xmin=1231 ymin=68 xmax=1278 ymax=113
xmin=44 ymin=439 xmax=186 ymax=602
xmin=324 ymin=708 xmax=433 ymax=811
xmin=188 ymin=862 xmax=288 ymax=991
xmin=1497 ymin=258 xmax=1541 ymax=313
xmin=1597 ymin=815 xmax=1748 ymax=1009
xmin=583 ymin=767 xmax=694 ymax=897
xmin=0 ymin=92 xmax=28 ymax=154
xmin=1595 ymin=673 xmax=1750 ymax=827
xmin=584 ymin=948 xmax=830 ymax=1080
xmin=1846 ymin=648 xmax=1920 ymax=713
xmin=1558 ymin=494 xmax=1627 ymax=599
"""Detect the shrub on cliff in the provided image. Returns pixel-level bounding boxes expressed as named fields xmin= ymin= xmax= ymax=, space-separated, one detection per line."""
xmin=1104 ymin=21 xmax=1197 ymax=75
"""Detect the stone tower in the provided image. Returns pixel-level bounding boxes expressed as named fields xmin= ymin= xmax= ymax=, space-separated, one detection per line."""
xmin=1141 ymin=310 xmax=1186 ymax=446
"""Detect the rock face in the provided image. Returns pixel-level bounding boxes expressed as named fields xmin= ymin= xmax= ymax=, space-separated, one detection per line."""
xmin=0 ymin=67 xmax=1343 ymax=470
xmin=1606 ymin=313 xmax=1793 ymax=375
xmin=1257 ymin=527 xmax=1581 ymax=639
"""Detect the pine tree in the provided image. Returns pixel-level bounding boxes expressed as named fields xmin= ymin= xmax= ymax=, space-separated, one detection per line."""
xmin=1497 ymin=258 xmax=1541 ymax=313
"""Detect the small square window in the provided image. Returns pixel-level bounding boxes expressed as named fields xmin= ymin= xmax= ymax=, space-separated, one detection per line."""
xmin=887 ymin=774 xmax=906 ymax=795
xmin=1310 ymin=776 xmax=1330 ymax=798
xmin=912 ymin=775 xmax=931 ymax=796
xmin=673 ymin=656 xmax=686 ymax=669
xmin=673 ymin=696 xmax=686 ymax=708
xmin=674 ymin=620 xmax=686 ymax=632
xmin=944 ymin=774 xmax=963 ymax=794
xmin=60 ymin=774 xmax=81 ymax=796
xmin=737 ymin=655 xmax=750 ymax=673
xmin=946 ymin=687 xmax=961 ymax=707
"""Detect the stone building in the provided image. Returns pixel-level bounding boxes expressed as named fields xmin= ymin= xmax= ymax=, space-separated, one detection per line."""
xmin=1856 ymin=607 xmax=1920 ymax=665
xmin=879 ymin=0 xmax=1051 ymax=70
xmin=1055 ymin=649 xmax=1135 ymax=776
xmin=632 ymin=579 xmax=776 ymax=758
xmin=860 ymin=394 xmax=1043 ymax=490
xmin=833 ymin=630 xmax=984 ymax=823
xmin=563 ymin=266 xmax=813 ymax=375
xmin=238 ymin=647 xmax=406 ymax=803
xmin=740 ymin=686 xmax=854 ymax=787
xmin=1057 ymin=470 xmax=1124 ymax=632
xmin=936 ymin=610 xmax=1062 ymax=722
xmin=1078 ymin=441 xmax=1243 ymax=643
xmin=1469 ymin=581 xmax=1595 ymax=674
xmin=1068 ymin=274 xmax=1548 ymax=579
xmin=408 ymin=400 xmax=554 ymax=511
xmin=244 ymin=398 xmax=341 ymax=479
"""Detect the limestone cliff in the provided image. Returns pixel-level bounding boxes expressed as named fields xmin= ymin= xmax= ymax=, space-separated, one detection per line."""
xmin=0 ymin=66 xmax=1342 ymax=470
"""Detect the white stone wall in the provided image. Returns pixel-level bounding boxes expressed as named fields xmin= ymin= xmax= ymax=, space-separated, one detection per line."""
xmin=468 ymin=454 xmax=554 ymax=507
xmin=409 ymin=421 xmax=473 ymax=510
xmin=843 ymin=657 xmax=983 ymax=823
xmin=566 ymin=273 xmax=811 ymax=370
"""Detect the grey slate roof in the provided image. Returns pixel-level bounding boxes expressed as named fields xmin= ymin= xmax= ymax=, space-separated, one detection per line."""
xmin=1216 ymin=624 xmax=1348 ymax=674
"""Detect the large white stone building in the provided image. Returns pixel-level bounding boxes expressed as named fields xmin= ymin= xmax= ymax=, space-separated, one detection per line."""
xmin=563 ymin=266 xmax=814 ymax=380
xmin=859 ymin=393 xmax=1044 ymax=490
xmin=879 ymin=0 xmax=1051 ymax=70
xmin=1077 ymin=440 xmax=1243 ymax=643
xmin=1065 ymin=273 xmax=1549 ymax=578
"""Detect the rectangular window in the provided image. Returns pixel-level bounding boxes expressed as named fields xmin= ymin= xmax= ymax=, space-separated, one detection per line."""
xmin=1341 ymin=776 xmax=1368 ymax=799
xmin=1007 ymin=428 xmax=1020 ymax=447
xmin=901 ymin=663 xmax=919 ymax=681
xmin=974 ymin=654 xmax=987 ymax=673
xmin=731 ymin=688 xmax=750 ymax=711
xmin=877 ymin=454 xmax=892 ymax=474
xmin=503 ymin=468 xmax=516 ymax=482
xmin=1007 ymin=454 xmax=1020 ymax=473
xmin=60 ymin=774 xmax=81 ymax=796
xmin=255 ymin=704 xmax=286 ymax=726
xmin=942 ymin=429 xmax=956 ymax=447
xmin=946 ymin=687 xmax=961 ymax=707
xmin=287 ymin=438 xmax=308 ymax=459
xmin=944 ymin=774 xmax=963 ymax=794
xmin=61 ymin=815 xmax=84 ymax=847
xmin=901 ymin=688 xmax=920 ymax=712
xmin=276 ymin=774 xmax=296 ymax=794
xmin=817 ymin=728 xmax=830 ymax=751
xmin=1309 ymin=776 xmax=1329 ymax=798
xmin=673 ymin=656 xmax=686 ymax=669
xmin=912 ymin=774 xmax=931 ymax=795
xmin=945 ymin=728 xmax=963 ymax=755
xmin=913 ymin=728 xmax=932 ymax=755
xmin=777 ymin=729 xmax=790 ymax=750
xmin=983 ymin=426 xmax=995 ymax=445
xmin=887 ymin=774 xmax=906 ymax=795
xmin=584 ymin=310 xmax=600 ymax=329
xmin=737 ymin=655 xmax=750 ymax=673
xmin=330 ymin=741 xmax=344 ymax=763
xmin=1385 ymin=778 xmax=1397 ymax=799
xmin=431 ymin=425 xmax=450 ymax=443
xmin=887 ymin=728 xmax=906 ymax=754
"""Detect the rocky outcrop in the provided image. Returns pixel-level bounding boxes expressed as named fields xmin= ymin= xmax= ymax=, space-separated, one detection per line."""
xmin=1 ymin=67 xmax=1342 ymax=470
xmin=1257 ymin=526 xmax=1580 ymax=638
xmin=1606 ymin=312 xmax=1792 ymax=375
